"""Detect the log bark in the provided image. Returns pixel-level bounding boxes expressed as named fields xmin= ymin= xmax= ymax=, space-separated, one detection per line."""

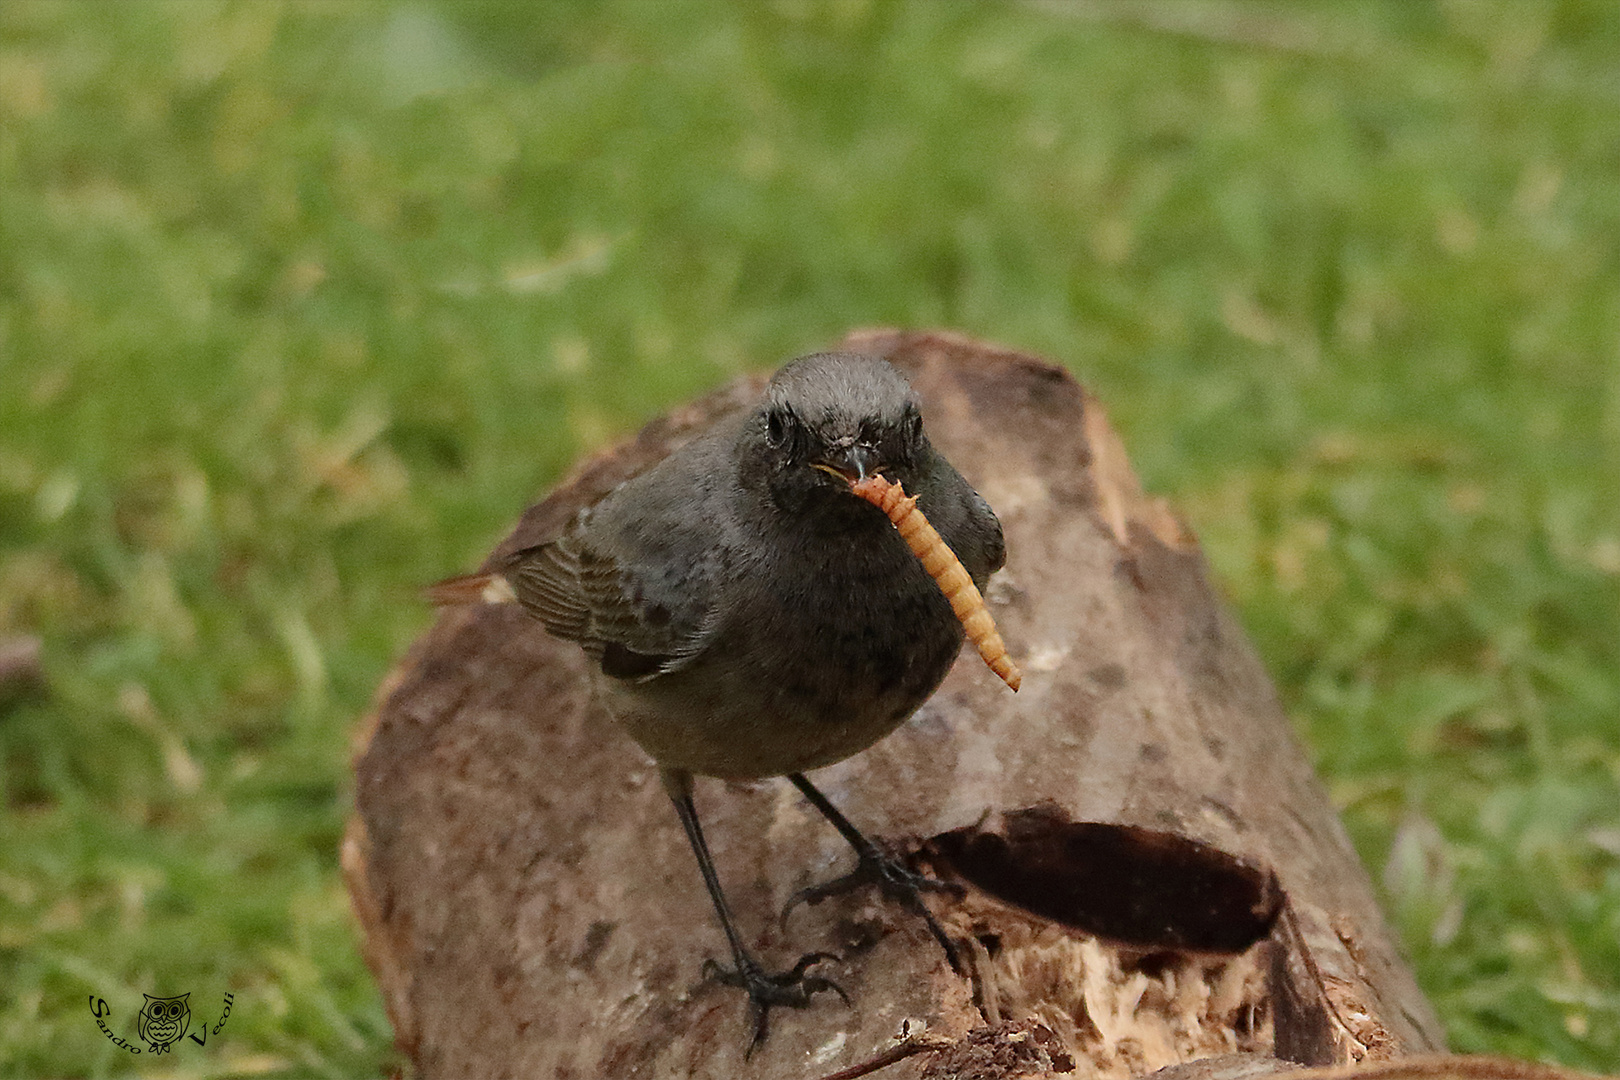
xmin=345 ymin=330 xmax=1450 ymax=1079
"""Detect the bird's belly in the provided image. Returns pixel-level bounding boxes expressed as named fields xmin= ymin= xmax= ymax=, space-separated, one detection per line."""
xmin=601 ymin=599 xmax=962 ymax=779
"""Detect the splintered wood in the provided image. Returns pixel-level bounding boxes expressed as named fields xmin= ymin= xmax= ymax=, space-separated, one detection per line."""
xmin=851 ymin=475 xmax=1021 ymax=691
xmin=943 ymin=902 xmax=1273 ymax=1080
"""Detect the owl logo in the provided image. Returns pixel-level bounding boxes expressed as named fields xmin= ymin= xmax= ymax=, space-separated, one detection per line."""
xmin=137 ymin=993 xmax=190 ymax=1053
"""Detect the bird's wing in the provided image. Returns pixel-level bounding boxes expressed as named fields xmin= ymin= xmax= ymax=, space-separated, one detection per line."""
xmin=968 ymin=488 xmax=1007 ymax=575
xmin=915 ymin=447 xmax=1006 ymax=584
xmin=502 ymin=523 xmax=718 ymax=682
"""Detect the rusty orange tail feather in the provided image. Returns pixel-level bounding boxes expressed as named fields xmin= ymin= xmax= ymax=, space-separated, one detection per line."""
xmin=424 ymin=572 xmax=517 ymax=607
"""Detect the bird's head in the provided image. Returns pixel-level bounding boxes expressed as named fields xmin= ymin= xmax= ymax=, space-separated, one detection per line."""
xmin=745 ymin=352 xmax=929 ymax=519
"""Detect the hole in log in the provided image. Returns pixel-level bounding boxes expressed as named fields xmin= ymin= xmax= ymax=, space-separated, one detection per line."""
xmin=929 ymin=807 xmax=1287 ymax=1076
xmin=931 ymin=805 xmax=1284 ymax=953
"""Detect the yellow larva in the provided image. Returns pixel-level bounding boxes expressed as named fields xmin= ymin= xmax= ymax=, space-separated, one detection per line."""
xmin=852 ymin=475 xmax=1021 ymax=692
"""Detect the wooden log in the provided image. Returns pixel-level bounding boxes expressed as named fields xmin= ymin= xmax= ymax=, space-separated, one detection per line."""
xmin=345 ymin=329 xmax=1451 ymax=1079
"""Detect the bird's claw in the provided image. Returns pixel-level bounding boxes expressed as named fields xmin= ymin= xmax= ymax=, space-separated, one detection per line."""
xmin=781 ymin=849 xmax=965 ymax=972
xmin=701 ymin=951 xmax=849 ymax=1054
xmin=781 ymin=848 xmax=962 ymax=925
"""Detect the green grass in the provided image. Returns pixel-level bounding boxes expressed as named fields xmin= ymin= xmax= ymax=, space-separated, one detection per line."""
xmin=2 ymin=1 xmax=1616 ymax=1075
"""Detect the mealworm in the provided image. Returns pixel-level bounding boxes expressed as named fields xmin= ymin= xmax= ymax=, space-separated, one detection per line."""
xmin=851 ymin=475 xmax=1021 ymax=692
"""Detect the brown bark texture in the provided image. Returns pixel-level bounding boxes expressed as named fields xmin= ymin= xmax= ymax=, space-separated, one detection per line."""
xmin=345 ymin=330 xmax=1455 ymax=1079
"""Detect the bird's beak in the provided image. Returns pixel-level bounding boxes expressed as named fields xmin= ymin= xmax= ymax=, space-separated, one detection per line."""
xmin=811 ymin=443 xmax=883 ymax=485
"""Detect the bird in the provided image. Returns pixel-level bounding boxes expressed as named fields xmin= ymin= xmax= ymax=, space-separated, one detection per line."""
xmin=430 ymin=351 xmax=1008 ymax=1049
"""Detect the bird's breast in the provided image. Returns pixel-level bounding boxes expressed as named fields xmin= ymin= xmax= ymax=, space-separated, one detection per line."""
xmin=727 ymin=534 xmax=963 ymax=728
xmin=600 ymin=527 xmax=965 ymax=779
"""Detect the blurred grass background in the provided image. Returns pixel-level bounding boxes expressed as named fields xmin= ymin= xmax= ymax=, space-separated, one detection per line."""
xmin=2 ymin=1 xmax=1617 ymax=1075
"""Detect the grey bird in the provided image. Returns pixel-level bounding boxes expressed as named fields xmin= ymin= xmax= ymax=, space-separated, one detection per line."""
xmin=431 ymin=352 xmax=1007 ymax=1048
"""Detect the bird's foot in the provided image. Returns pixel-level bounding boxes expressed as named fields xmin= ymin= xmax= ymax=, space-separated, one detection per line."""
xmin=701 ymin=951 xmax=848 ymax=1054
xmin=782 ymin=848 xmax=965 ymax=971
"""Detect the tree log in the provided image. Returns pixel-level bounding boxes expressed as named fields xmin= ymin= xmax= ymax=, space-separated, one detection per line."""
xmin=345 ymin=329 xmax=1451 ymax=1079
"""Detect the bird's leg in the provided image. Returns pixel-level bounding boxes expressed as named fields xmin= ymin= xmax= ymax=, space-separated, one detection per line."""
xmin=783 ymin=773 xmax=963 ymax=972
xmin=664 ymin=772 xmax=847 ymax=1054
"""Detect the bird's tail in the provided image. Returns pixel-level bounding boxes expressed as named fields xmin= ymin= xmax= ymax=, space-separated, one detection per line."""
xmin=424 ymin=571 xmax=518 ymax=607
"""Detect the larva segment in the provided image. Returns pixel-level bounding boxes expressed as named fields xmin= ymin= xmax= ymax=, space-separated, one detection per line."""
xmin=852 ymin=475 xmax=1021 ymax=692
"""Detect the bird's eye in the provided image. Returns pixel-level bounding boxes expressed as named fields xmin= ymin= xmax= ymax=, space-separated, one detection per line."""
xmin=765 ymin=409 xmax=787 ymax=447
